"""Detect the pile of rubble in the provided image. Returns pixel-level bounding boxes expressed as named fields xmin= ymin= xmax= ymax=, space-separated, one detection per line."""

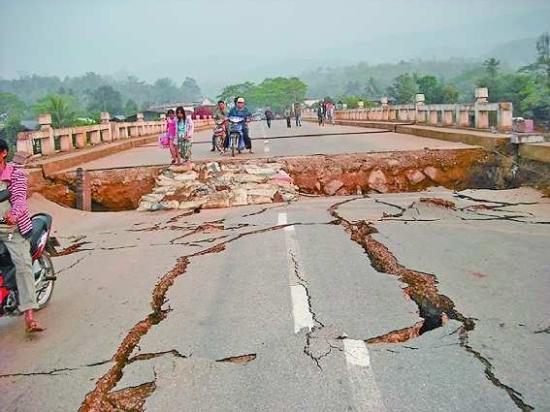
xmin=138 ymin=161 xmax=298 ymax=212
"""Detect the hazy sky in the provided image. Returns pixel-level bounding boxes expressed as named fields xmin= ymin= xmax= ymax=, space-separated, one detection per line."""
xmin=1 ymin=0 xmax=549 ymax=91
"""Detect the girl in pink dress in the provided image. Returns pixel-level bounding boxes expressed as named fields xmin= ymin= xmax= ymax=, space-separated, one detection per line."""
xmin=166 ymin=109 xmax=178 ymax=164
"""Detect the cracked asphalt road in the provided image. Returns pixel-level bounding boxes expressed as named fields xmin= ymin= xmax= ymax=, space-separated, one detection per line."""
xmin=0 ymin=187 xmax=549 ymax=411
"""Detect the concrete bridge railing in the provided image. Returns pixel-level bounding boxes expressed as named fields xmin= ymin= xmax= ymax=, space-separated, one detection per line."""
xmin=305 ymin=88 xmax=514 ymax=131
xmin=17 ymin=112 xmax=214 ymax=157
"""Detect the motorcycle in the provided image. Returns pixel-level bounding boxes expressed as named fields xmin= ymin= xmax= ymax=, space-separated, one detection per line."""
xmin=227 ymin=116 xmax=246 ymax=157
xmin=0 ymin=213 xmax=56 ymax=316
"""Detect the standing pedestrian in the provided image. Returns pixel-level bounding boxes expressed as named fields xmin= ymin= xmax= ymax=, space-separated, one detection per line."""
xmin=284 ymin=107 xmax=292 ymax=128
xmin=264 ymin=107 xmax=273 ymax=128
xmin=317 ymin=103 xmax=324 ymax=126
xmin=176 ymin=106 xmax=194 ymax=164
xmin=166 ymin=109 xmax=178 ymax=164
xmin=294 ymin=102 xmax=302 ymax=127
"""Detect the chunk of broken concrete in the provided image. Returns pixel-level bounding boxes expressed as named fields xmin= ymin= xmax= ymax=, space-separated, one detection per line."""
xmin=406 ymin=169 xmax=426 ymax=185
xmin=174 ymin=171 xmax=198 ymax=182
xmin=368 ymin=169 xmax=388 ymax=193
xmin=324 ymin=179 xmax=344 ymax=195
xmin=160 ymin=200 xmax=180 ymax=210
xmin=232 ymin=188 xmax=248 ymax=206
xmin=179 ymin=200 xmax=205 ymax=210
xmin=203 ymin=192 xmax=232 ymax=209
xmin=206 ymin=162 xmax=221 ymax=173
xmin=423 ymin=166 xmax=442 ymax=182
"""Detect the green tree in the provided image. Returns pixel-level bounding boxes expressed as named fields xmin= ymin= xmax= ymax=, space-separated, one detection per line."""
xmin=483 ymin=58 xmax=500 ymax=79
xmin=416 ymin=75 xmax=459 ymax=104
xmin=87 ymin=85 xmax=123 ymax=114
xmin=33 ymin=94 xmax=79 ymax=128
xmin=181 ymin=77 xmax=202 ymax=102
xmin=341 ymin=96 xmax=361 ymax=109
xmin=2 ymin=113 xmax=23 ymax=151
xmin=151 ymin=78 xmax=181 ymax=104
xmin=124 ymin=99 xmax=138 ymax=116
xmin=416 ymin=75 xmax=440 ymax=103
xmin=364 ymin=77 xmax=381 ymax=98
xmin=387 ymin=73 xmax=418 ymax=104
xmin=521 ymin=32 xmax=550 ymax=86
xmin=217 ymin=82 xmax=256 ymax=104
xmin=440 ymin=84 xmax=459 ymax=103
xmin=0 ymin=92 xmax=26 ymax=116
xmin=251 ymin=77 xmax=307 ymax=111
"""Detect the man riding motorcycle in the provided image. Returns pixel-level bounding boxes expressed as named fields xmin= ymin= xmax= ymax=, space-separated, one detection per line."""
xmin=0 ymin=139 xmax=44 ymax=332
xmin=227 ymin=97 xmax=253 ymax=154
xmin=212 ymin=100 xmax=227 ymax=152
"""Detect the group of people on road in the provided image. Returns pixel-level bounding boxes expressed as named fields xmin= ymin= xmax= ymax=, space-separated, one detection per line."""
xmin=317 ymin=100 xmax=335 ymax=126
xmin=164 ymin=106 xmax=194 ymax=165
xmin=211 ymin=97 xmax=253 ymax=154
xmin=283 ymin=102 xmax=302 ymax=128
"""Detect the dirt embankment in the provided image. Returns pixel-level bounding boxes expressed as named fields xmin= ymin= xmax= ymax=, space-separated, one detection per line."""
xmin=27 ymin=147 xmax=519 ymax=211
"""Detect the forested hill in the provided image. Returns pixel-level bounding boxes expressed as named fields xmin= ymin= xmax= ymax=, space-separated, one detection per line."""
xmin=301 ymin=59 xmax=488 ymax=100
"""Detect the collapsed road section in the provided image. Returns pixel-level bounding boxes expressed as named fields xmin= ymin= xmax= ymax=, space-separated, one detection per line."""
xmin=29 ymin=147 xmax=518 ymax=212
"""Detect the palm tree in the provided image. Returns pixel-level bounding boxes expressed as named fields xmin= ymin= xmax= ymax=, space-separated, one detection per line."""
xmin=483 ymin=58 xmax=500 ymax=80
xmin=33 ymin=94 xmax=76 ymax=128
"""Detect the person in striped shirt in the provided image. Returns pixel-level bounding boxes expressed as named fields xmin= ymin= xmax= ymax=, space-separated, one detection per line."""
xmin=0 ymin=139 xmax=44 ymax=332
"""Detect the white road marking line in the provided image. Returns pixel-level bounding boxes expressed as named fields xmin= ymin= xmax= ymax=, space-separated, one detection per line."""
xmin=290 ymin=285 xmax=314 ymax=333
xmin=343 ymin=339 xmax=386 ymax=411
xmin=277 ymin=211 xmax=294 ymax=231
xmin=279 ymin=212 xmax=313 ymax=333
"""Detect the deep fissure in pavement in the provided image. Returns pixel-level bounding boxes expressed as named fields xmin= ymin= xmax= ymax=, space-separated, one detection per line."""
xmin=78 ymin=221 xmax=311 ymax=411
xmin=329 ymin=197 xmax=534 ymax=411
xmin=70 ymin=194 xmax=540 ymax=410
xmin=36 ymin=147 xmax=523 ymax=212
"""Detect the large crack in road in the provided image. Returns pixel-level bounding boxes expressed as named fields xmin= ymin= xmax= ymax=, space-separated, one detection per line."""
xmin=78 ymin=218 xmax=329 ymax=411
xmin=329 ymin=197 xmax=535 ymax=411
xmin=73 ymin=195 xmax=540 ymax=411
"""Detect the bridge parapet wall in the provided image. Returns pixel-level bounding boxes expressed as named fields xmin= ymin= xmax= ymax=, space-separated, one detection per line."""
xmin=304 ymin=88 xmax=513 ymax=131
xmin=17 ymin=112 xmax=214 ymax=157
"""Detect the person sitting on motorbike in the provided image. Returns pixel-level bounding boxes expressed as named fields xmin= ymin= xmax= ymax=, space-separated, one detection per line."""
xmin=227 ymin=96 xmax=253 ymax=154
xmin=0 ymin=139 xmax=44 ymax=333
xmin=212 ymin=100 xmax=227 ymax=152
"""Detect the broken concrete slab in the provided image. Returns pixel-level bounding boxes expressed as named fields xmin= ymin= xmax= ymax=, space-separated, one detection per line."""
xmin=138 ymin=162 xmax=298 ymax=212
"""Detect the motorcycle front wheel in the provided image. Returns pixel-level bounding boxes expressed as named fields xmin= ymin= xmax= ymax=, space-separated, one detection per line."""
xmin=35 ymin=252 xmax=55 ymax=309
xmin=231 ymin=134 xmax=238 ymax=157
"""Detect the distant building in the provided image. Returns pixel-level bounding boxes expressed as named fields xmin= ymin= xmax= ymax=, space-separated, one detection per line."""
xmin=304 ymin=98 xmax=320 ymax=108
xmin=125 ymin=111 xmax=162 ymax=122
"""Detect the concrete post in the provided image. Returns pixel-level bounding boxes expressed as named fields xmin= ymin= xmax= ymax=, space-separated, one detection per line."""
xmin=101 ymin=128 xmax=112 ymax=142
xmin=474 ymin=87 xmax=489 ymax=129
xmin=415 ymin=94 xmax=425 ymax=123
xmin=458 ymin=109 xmax=470 ymax=128
xmin=90 ymin=128 xmax=101 ymax=145
xmin=59 ymin=132 xmax=73 ymax=152
xmin=443 ymin=110 xmax=453 ymax=126
xmin=16 ymin=133 xmax=33 ymax=154
xmin=38 ymin=114 xmax=56 ymax=155
xmin=476 ymin=109 xmax=490 ymax=129
xmin=76 ymin=168 xmax=91 ymax=211
xmin=75 ymin=132 xmax=86 ymax=148
xmin=497 ymin=102 xmax=513 ymax=131
xmin=429 ymin=110 xmax=438 ymax=125
xmin=100 ymin=112 xmax=112 ymax=142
